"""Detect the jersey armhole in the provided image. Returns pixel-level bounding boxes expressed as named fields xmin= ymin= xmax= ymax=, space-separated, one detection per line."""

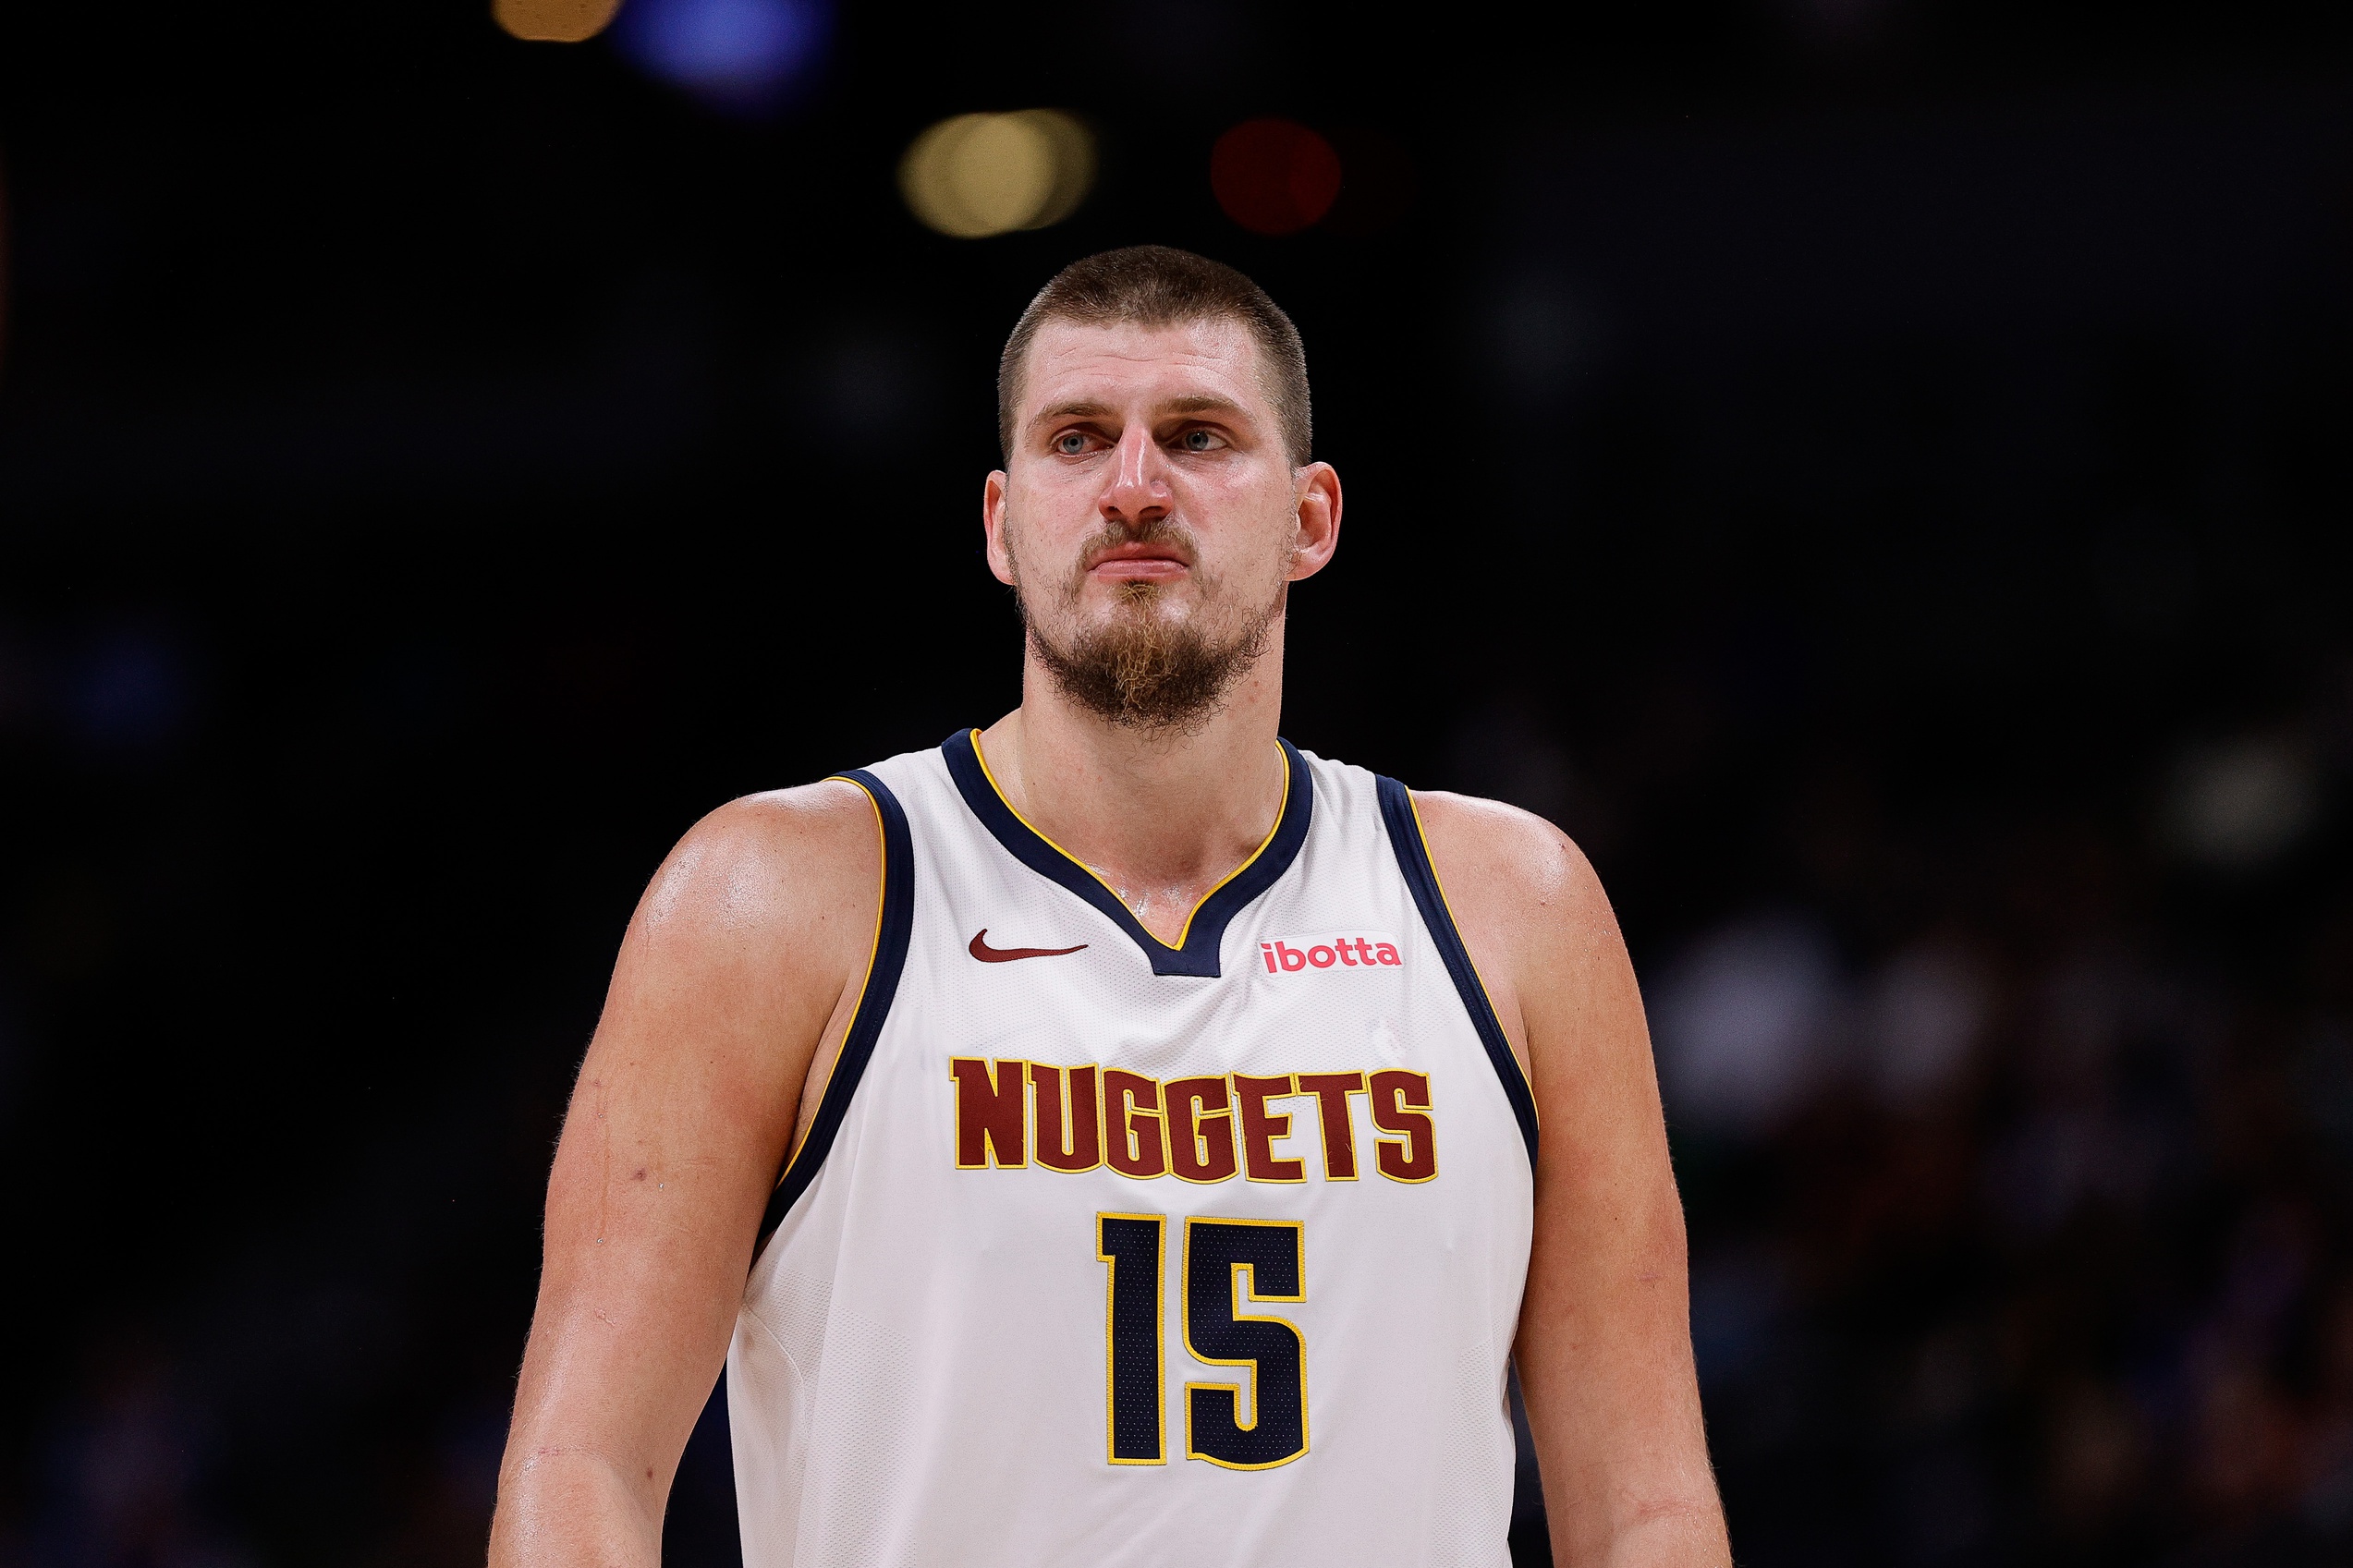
xmin=752 ymin=768 xmax=917 ymax=1260
xmin=1374 ymin=775 xmax=1541 ymax=1171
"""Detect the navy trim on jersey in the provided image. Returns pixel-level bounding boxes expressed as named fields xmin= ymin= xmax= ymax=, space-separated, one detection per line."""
xmin=941 ymin=728 xmax=1312 ymax=978
xmin=754 ymin=767 xmax=916 ymax=1258
xmin=1375 ymin=774 xmax=1542 ymax=1170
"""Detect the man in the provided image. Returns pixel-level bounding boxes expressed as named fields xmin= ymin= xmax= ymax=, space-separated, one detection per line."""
xmin=490 ymin=247 xmax=1727 ymax=1567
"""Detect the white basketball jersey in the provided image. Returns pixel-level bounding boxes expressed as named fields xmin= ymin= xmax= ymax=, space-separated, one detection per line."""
xmin=728 ymin=730 xmax=1541 ymax=1567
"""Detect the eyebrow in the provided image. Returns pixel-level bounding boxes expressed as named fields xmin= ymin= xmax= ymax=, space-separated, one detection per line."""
xmin=1032 ymin=400 xmax=1115 ymax=427
xmin=1030 ymin=394 xmax=1252 ymax=428
xmin=1162 ymin=395 xmax=1249 ymax=418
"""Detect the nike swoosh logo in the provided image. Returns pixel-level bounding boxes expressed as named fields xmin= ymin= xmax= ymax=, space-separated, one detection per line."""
xmin=969 ymin=929 xmax=1089 ymax=964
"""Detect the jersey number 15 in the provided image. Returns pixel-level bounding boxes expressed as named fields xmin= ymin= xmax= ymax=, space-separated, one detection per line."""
xmin=1096 ymin=1213 xmax=1307 ymax=1470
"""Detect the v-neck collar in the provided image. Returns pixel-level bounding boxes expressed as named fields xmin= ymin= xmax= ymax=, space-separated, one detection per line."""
xmin=940 ymin=727 xmax=1313 ymax=978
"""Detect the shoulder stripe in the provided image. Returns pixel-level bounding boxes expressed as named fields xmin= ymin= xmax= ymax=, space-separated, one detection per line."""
xmin=1374 ymin=775 xmax=1540 ymax=1171
xmin=754 ymin=767 xmax=916 ymax=1258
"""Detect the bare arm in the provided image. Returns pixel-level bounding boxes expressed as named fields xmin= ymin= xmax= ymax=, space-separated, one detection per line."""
xmin=1418 ymin=793 xmax=1729 ymax=1568
xmin=487 ymin=782 xmax=881 ymax=1568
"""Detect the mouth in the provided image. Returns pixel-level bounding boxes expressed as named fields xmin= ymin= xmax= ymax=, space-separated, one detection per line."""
xmin=1085 ymin=540 xmax=1192 ymax=586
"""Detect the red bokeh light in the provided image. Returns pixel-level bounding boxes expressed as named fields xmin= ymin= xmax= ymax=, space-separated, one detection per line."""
xmin=1211 ymin=119 xmax=1343 ymax=237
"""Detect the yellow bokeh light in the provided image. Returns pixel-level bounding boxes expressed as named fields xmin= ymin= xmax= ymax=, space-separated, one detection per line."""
xmin=494 ymin=0 xmax=622 ymax=43
xmin=899 ymin=111 xmax=1095 ymax=238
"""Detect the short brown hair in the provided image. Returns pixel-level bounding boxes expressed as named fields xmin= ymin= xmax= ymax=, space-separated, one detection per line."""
xmin=997 ymin=246 xmax=1312 ymax=466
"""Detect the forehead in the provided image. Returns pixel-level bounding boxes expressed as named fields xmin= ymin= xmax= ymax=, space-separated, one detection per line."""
xmin=1018 ymin=316 xmax=1273 ymax=420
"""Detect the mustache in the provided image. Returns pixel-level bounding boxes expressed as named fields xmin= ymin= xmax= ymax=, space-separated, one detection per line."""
xmin=1072 ymin=515 xmax=1200 ymax=579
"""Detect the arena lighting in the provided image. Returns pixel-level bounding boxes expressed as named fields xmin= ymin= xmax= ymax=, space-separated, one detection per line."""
xmin=613 ymin=0 xmax=829 ymax=112
xmin=899 ymin=112 xmax=1094 ymax=239
xmin=1211 ymin=118 xmax=1341 ymax=237
xmin=493 ymin=0 xmax=622 ymax=43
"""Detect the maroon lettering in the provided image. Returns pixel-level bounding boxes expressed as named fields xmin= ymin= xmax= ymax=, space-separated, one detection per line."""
xmin=1030 ymin=1063 xmax=1102 ymax=1173
xmin=950 ymin=1058 xmax=1027 ymax=1168
xmin=1370 ymin=1069 xmax=1437 ymax=1182
xmin=950 ymin=1059 xmax=1433 ymax=1185
xmin=1295 ymin=1071 xmax=1365 ymax=1180
xmin=1233 ymin=1073 xmax=1305 ymax=1181
xmin=1103 ymin=1069 xmax=1167 ymax=1179
xmin=1165 ymin=1074 xmax=1238 ymax=1183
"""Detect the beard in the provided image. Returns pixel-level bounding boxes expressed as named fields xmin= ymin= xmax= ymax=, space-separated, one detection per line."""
xmin=1013 ymin=516 xmax=1283 ymax=735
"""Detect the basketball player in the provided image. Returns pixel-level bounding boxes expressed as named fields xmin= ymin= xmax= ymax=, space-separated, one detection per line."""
xmin=489 ymin=247 xmax=1727 ymax=1567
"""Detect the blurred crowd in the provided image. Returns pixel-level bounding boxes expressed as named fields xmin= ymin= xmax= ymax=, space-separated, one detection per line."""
xmin=1575 ymin=678 xmax=2353 ymax=1565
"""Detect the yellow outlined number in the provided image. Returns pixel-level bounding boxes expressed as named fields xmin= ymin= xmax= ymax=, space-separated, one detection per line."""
xmin=1096 ymin=1214 xmax=1308 ymax=1471
xmin=1097 ymin=1214 xmax=1165 ymax=1464
xmin=1184 ymin=1218 xmax=1307 ymax=1469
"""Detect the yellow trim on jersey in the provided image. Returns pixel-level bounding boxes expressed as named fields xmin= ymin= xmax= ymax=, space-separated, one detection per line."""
xmin=967 ymin=728 xmax=1290 ymax=953
xmin=1181 ymin=1216 xmax=1310 ymax=1471
xmin=1403 ymin=791 xmax=1541 ymax=1129
xmin=1098 ymin=1211 xmax=1169 ymax=1465
xmin=774 ymin=776 xmax=889 ymax=1187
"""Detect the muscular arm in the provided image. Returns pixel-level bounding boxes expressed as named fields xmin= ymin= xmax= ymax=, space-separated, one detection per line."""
xmin=1418 ymin=793 xmax=1729 ymax=1568
xmin=487 ymin=782 xmax=880 ymax=1568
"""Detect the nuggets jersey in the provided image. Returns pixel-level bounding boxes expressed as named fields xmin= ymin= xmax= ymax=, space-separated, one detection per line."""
xmin=728 ymin=730 xmax=1541 ymax=1567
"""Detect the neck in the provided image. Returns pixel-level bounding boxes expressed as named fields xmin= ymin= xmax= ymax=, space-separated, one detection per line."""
xmin=977 ymin=620 xmax=1289 ymax=945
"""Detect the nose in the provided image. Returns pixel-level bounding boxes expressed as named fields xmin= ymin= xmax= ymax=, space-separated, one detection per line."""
xmin=1100 ymin=422 xmax=1172 ymax=528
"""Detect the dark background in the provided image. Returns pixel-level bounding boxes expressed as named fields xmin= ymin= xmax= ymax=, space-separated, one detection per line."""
xmin=6 ymin=1 xmax=2353 ymax=1563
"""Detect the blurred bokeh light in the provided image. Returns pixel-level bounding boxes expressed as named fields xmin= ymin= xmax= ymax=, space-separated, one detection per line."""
xmin=2165 ymin=733 xmax=2323 ymax=872
xmin=1211 ymin=118 xmax=1342 ymax=236
xmin=492 ymin=0 xmax=622 ymax=43
xmin=898 ymin=111 xmax=1093 ymax=239
xmin=611 ymin=0 xmax=828 ymax=112
xmin=1319 ymin=127 xmax=1416 ymax=236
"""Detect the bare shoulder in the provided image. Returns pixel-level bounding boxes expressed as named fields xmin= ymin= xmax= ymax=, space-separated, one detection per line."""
xmin=623 ymin=777 xmax=882 ymax=982
xmin=1409 ymin=790 xmax=1614 ymax=949
xmin=1408 ymin=791 xmax=1632 ymax=1082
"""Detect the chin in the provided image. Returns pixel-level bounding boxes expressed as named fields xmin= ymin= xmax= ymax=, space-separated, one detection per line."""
xmin=1075 ymin=579 xmax=1176 ymax=619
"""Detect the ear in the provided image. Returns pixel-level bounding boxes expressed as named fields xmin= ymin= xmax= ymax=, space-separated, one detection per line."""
xmin=1286 ymin=462 xmax=1343 ymax=582
xmin=982 ymin=470 xmax=1017 ymax=587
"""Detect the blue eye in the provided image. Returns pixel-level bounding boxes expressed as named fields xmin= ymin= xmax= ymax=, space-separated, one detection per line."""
xmin=1182 ymin=429 xmax=1218 ymax=451
xmin=1056 ymin=432 xmax=1088 ymax=455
